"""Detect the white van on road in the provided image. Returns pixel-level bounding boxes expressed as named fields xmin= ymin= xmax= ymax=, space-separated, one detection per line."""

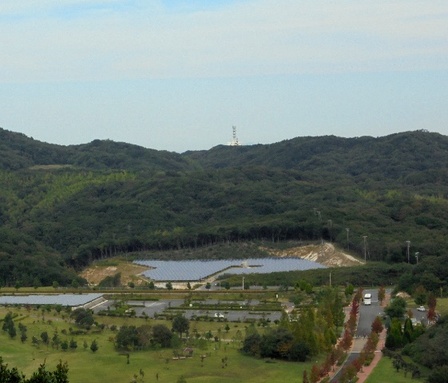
xmin=363 ymin=293 xmax=372 ymax=305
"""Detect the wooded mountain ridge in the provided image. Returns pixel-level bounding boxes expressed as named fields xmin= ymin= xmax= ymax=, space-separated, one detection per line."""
xmin=1 ymin=127 xmax=447 ymax=287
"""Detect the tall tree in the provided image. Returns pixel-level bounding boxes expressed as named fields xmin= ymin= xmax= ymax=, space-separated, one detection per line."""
xmin=371 ymin=316 xmax=384 ymax=334
xmin=378 ymin=286 xmax=386 ymax=306
xmin=70 ymin=308 xmax=94 ymax=329
xmin=385 ymin=297 xmax=406 ymax=319
xmin=152 ymin=324 xmax=173 ymax=348
xmin=172 ymin=315 xmax=189 ymax=339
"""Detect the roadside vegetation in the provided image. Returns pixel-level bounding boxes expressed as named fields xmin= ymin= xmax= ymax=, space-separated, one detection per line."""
xmin=378 ymin=275 xmax=448 ymax=383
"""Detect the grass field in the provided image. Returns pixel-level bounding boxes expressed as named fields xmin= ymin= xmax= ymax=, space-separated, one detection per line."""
xmin=435 ymin=297 xmax=448 ymax=315
xmin=365 ymin=356 xmax=423 ymax=383
xmin=0 ymin=306 xmax=315 ymax=383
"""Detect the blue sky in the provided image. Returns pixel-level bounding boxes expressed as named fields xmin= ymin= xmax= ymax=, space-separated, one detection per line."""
xmin=0 ymin=1 xmax=447 ymax=152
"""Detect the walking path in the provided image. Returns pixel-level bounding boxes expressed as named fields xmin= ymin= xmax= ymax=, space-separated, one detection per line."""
xmin=355 ymin=292 xmax=390 ymax=383
xmin=327 ymin=292 xmax=390 ymax=383
xmin=354 ymin=328 xmax=387 ymax=383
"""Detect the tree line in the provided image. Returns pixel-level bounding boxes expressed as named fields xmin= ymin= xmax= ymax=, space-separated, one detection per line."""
xmin=0 ymin=359 xmax=69 ymax=383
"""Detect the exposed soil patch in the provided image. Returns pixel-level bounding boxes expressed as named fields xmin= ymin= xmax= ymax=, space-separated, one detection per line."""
xmin=262 ymin=242 xmax=364 ymax=267
xmin=80 ymin=263 xmax=149 ymax=286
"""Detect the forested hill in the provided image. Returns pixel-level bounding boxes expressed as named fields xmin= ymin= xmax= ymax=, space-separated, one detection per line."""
xmin=185 ymin=131 xmax=448 ymax=182
xmin=1 ymin=127 xmax=448 ymax=287
xmin=0 ymin=128 xmax=190 ymax=172
xmin=2 ymin=127 xmax=448 ymax=180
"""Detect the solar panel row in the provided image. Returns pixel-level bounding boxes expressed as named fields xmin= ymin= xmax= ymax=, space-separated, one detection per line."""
xmin=0 ymin=294 xmax=103 ymax=307
xmin=134 ymin=258 xmax=325 ymax=281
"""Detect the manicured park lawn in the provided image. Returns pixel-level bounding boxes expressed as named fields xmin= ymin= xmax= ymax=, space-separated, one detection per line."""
xmin=0 ymin=306 xmax=313 ymax=383
xmin=435 ymin=297 xmax=448 ymax=316
xmin=365 ymin=356 xmax=423 ymax=383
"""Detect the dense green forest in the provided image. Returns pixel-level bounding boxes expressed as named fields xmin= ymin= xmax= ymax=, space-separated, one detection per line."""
xmin=1 ymin=127 xmax=448 ymax=286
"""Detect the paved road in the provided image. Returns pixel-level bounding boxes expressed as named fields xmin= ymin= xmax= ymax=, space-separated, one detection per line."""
xmin=330 ymin=289 xmax=385 ymax=383
xmin=356 ymin=289 xmax=383 ymax=338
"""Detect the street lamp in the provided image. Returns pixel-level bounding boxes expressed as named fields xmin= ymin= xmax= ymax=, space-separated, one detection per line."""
xmin=406 ymin=240 xmax=411 ymax=263
xmin=415 ymin=252 xmax=420 ymax=264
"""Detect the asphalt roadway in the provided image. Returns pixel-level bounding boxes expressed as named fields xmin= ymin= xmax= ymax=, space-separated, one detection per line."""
xmin=330 ymin=288 xmax=384 ymax=383
xmin=329 ymin=288 xmax=429 ymax=382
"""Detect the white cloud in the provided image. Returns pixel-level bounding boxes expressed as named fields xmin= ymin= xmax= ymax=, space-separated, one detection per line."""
xmin=1 ymin=0 xmax=447 ymax=83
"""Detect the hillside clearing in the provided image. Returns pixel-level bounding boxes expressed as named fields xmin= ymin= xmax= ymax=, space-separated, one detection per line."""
xmin=80 ymin=242 xmax=363 ymax=286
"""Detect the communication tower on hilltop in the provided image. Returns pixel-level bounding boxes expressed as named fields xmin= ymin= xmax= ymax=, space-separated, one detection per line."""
xmin=229 ymin=126 xmax=240 ymax=146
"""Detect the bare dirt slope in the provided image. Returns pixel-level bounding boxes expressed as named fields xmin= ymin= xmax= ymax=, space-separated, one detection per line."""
xmin=80 ymin=263 xmax=149 ymax=286
xmin=262 ymin=242 xmax=364 ymax=267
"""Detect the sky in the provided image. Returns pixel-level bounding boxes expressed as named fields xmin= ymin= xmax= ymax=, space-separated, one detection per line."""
xmin=0 ymin=0 xmax=447 ymax=153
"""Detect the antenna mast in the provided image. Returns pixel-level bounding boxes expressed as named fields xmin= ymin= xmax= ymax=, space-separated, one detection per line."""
xmin=230 ymin=126 xmax=240 ymax=146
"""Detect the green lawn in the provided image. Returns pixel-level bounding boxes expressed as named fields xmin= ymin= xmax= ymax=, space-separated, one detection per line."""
xmin=435 ymin=297 xmax=448 ymax=316
xmin=365 ymin=356 xmax=423 ymax=383
xmin=0 ymin=306 xmax=311 ymax=383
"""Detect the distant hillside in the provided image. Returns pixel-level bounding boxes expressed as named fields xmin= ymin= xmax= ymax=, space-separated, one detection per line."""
xmin=0 ymin=128 xmax=71 ymax=170
xmin=1 ymin=127 xmax=448 ymax=287
xmin=185 ymin=131 xmax=448 ymax=185
xmin=0 ymin=128 xmax=191 ymax=172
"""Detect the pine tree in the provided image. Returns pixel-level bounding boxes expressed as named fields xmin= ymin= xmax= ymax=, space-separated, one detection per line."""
xmin=90 ymin=340 xmax=99 ymax=353
xmin=69 ymin=339 xmax=77 ymax=350
xmin=8 ymin=325 xmax=17 ymax=339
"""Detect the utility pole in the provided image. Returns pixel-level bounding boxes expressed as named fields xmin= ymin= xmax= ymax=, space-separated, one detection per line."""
xmin=406 ymin=240 xmax=411 ymax=263
xmin=346 ymin=228 xmax=350 ymax=251
xmin=363 ymin=236 xmax=367 ymax=263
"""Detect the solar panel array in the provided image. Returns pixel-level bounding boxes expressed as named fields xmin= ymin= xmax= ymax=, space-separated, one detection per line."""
xmin=134 ymin=258 xmax=325 ymax=281
xmin=0 ymin=294 xmax=103 ymax=307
